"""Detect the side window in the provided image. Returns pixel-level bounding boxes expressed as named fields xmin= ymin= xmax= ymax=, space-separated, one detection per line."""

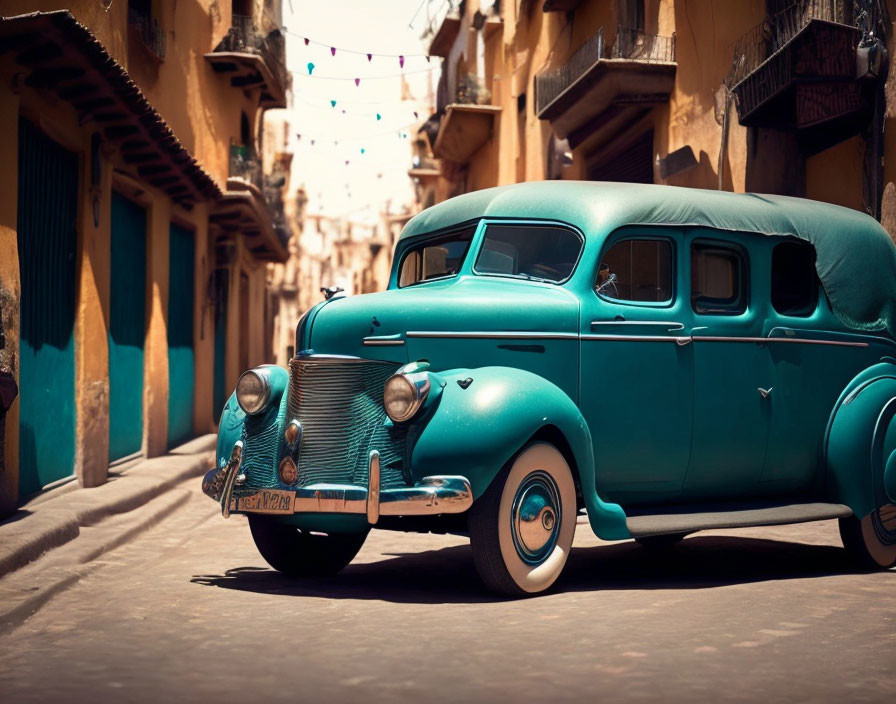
xmin=771 ymin=240 xmax=817 ymax=316
xmin=596 ymin=238 xmax=673 ymax=303
xmin=398 ymin=228 xmax=475 ymax=287
xmin=690 ymin=241 xmax=747 ymax=315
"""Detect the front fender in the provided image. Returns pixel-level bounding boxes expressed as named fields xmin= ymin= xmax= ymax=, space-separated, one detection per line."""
xmin=409 ymin=366 xmax=629 ymax=540
xmin=215 ymin=365 xmax=289 ymax=466
xmin=825 ymin=362 xmax=896 ymax=518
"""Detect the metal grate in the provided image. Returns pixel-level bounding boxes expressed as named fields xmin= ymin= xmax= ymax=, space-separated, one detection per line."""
xmin=288 ymin=357 xmax=410 ymax=490
xmin=240 ymin=399 xmax=286 ymax=491
xmin=726 ymin=0 xmax=855 ymax=88
xmin=535 ymin=26 xmax=675 ymax=115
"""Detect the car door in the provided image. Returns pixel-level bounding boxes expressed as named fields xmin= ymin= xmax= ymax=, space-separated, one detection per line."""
xmin=684 ymin=231 xmax=773 ymax=501
xmin=581 ymin=230 xmax=693 ymax=505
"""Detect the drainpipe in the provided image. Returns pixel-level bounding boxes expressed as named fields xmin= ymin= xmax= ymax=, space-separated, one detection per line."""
xmin=718 ymin=85 xmax=733 ymax=191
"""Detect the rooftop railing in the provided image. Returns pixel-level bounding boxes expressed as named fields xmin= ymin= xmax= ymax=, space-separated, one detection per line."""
xmin=215 ymin=14 xmax=288 ymax=92
xmin=229 ymin=143 xmax=262 ymax=188
xmin=535 ymin=26 xmax=675 ymax=115
xmin=726 ymin=0 xmax=854 ymax=87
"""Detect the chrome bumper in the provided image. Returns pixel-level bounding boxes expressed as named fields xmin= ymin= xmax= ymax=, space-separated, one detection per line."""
xmin=202 ymin=446 xmax=473 ymax=524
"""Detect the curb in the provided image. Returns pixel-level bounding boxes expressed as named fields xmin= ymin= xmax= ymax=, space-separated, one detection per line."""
xmin=0 ymin=434 xmax=216 ymax=578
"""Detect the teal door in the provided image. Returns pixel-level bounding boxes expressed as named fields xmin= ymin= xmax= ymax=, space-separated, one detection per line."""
xmin=583 ymin=233 xmax=693 ymax=506
xmin=109 ymin=193 xmax=146 ymax=461
xmin=167 ymin=224 xmax=195 ymax=448
xmin=684 ymin=234 xmax=773 ymax=500
xmin=16 ymin=118 xmax=78 ymax=497
xmin=213 ymin=269 xmax=229 ymax=419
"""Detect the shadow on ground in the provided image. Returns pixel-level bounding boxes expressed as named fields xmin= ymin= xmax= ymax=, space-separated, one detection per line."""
xmin=190 ymin=534 xmax=890 ymax=604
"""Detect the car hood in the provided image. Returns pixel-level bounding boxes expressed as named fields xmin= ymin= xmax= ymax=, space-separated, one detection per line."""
xmin=306 ymin=275 xmax=580 ymax=364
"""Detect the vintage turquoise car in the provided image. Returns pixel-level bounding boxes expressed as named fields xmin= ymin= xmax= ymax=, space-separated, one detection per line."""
xmin=202 ymin=181 xmax=896 ymax=595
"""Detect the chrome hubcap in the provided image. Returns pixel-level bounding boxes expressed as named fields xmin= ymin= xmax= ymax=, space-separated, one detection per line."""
xmin=511 ymin=470 xmax=561 ymax=565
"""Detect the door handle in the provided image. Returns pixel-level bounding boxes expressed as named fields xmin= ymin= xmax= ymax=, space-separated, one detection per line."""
xmin=675 ymin=336 xmax=692 ymax=346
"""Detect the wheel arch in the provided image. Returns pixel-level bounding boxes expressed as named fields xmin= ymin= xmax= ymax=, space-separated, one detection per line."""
xmin=824 ymin=362 xmax=896 ymax=518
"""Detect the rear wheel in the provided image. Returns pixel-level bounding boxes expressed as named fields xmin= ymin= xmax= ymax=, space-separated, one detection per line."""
xmin=839 ymin=506 xmax=896 ymax=570
xmin=469 ymin=442 xmax=577 ymax=596
xmin=248 ymin=515 xmax=368 ymax=577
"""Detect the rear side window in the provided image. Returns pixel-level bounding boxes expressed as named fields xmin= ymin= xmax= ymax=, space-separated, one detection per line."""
xmin=596 ymin=238 xmax=673 ymax=302
xmin=475 ymin=223 xmax=583 ymax=283
xmin=398 ymin=228 xmax=475 ymax=287
xmin=691 ymin=241 xmax=747 ymax=315
xmin=771 ymin=240 xmax=817 ymax=316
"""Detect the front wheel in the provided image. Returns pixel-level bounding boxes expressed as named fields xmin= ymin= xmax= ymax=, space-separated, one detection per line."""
xmin=469 ymin=442 xmax=577 ymax=596
xmin=248 ymin=515 xmax=368 ymax=577
xmin=839 ymin=506 xmax=896 ymax=570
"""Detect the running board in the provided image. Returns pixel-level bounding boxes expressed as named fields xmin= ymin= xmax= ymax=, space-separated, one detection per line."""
xmin=626 ymin=502 xmax=853 ymax=538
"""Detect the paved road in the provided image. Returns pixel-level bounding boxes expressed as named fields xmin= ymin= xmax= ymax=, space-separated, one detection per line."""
xmin=0 ymin=479 xmax=894 ymax=703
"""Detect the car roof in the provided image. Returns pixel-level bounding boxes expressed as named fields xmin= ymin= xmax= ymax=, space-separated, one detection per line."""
xmin=400 ymin=181 xmax=896 ymax=338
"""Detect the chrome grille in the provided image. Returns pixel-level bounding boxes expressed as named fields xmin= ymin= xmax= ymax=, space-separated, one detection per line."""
xmin=240 ymin=397 xmax=286 ymax=491
xmin=288 ymin=356 xmax=409 ymax=489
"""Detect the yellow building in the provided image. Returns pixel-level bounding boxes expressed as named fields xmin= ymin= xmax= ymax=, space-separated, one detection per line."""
xmin=0 ymin=0 xmax=290 ymax=516
xmin=416 ymin=0 xmax=896 ymax=231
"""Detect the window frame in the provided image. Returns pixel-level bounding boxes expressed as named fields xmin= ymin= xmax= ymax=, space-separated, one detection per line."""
xmin=689 ymin=238 xmax=749 ymax=316
xmin=471 ymin=219 xmax=585 ymax=286
xmin=594 ymin=234 xmax=677 ymax=309
xmin=396 ymin=225 xmax=478 ymax=289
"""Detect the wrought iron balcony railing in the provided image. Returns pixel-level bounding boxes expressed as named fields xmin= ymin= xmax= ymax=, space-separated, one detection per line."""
xmin=214 ymin=14 xmax=288 ymax=96
xmin=229 ymin=143 xmax=262 ymax=188
xmin=127 ymin=7 xmax=166 ymax=60
xmin=727 ymin=0 xmax=854 ymax=88
xmin=535 ymin=27 xmax=675 ymax=116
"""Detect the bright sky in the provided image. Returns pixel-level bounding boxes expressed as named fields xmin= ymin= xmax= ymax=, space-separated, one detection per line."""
xmin=282 ymin=0 xmax=443 ymax=224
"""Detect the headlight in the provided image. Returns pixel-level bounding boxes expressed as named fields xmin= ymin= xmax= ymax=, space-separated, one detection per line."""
xmin=383 ymin=369 xmax=430 ymax=422
xmin=236 ymin=368 xmax=271 ymax=415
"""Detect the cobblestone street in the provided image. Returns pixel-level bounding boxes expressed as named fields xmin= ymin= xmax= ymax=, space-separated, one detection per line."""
xmin=0 ymin=478 xmax=893 ymax=703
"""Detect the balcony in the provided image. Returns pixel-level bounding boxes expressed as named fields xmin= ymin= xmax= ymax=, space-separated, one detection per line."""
xmin=209 ymin=144 xmax=289 ymax=262
xmin=204 ymin=14 xmax=287 ymax=108
xmin=535 ymin=26 xmax=676 ymax=148
xmin=428 ymin=9 xmax=462 ymax=58
xmin=127 ymin=6 xmax=166 ymax=61
xmin=433 ymin=75 xmax=501 ymax=163
xmin=727 ymin=0 xmax=870 ymax=152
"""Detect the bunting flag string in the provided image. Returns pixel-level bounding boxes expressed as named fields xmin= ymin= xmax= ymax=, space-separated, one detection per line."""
xmin=294 ymin=64 xmax=436 ymax=81
xmin=287 ymin=29 xmax=431 ymax=61
xmin=294 ymin=94 xmax=421 ymax=122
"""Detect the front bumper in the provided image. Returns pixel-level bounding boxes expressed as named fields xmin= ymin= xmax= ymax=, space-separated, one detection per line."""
xmin=202 ymin=443 xmax=473 ymax=523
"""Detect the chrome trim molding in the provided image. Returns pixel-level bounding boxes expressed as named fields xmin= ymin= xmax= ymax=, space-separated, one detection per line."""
xmin=582 ymin=334 xmax=689 ymax=343
xmin=225 ymin=475 xmax=474 ymax=519
xmin=362 ymin=339 xmax=406 ymax=346
xmin=582 ymin=334 xmax=869 ymax=348
xmin=590 ymin=320 xmax=685 ymax=330
xmin=406 ymin=330 xmax=579 ymax=340
xmin=367 ymin=450 xmax=381 ymax=524
xmin=219 ymin=441 xmax=244 ymax=519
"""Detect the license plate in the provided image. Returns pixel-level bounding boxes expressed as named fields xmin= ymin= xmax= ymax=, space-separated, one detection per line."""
xmin=233 ymin=489 xmax=295 ymax=514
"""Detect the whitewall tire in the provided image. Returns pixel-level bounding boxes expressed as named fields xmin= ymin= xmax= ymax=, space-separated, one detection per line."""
xmin=469 ymin=442 xmax=577 ymax=596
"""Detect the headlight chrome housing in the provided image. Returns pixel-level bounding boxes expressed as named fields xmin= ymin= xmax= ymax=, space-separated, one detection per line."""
xmin=236 ymin=367 xmax=272 ymax=415
xmin=383 ymin=363 xmax=431 ymax=422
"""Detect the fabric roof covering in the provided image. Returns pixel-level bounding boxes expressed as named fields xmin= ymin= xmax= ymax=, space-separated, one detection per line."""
xmin=401 ymin=181 xmax=896 ymax=337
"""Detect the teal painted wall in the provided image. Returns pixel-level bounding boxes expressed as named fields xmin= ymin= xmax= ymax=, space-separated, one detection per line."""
xmin=167 ymin=223 xmax=195 ymax=448
xmin=16 ymin=118 xmax=78 ymax=497
xmin=109 ymin=192 xmax=146 ymax=461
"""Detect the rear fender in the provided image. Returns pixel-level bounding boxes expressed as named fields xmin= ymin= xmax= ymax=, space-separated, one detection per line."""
xmin=825 ymin=362 xmax=896 ymax=518
xmin=410 ymin=366 xmax=629 ymax=540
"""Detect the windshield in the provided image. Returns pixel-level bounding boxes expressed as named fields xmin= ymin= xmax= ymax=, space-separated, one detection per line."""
xmin=398 ymin=227 xmax=475 ymax=287
xmin=475 ymin=223 xmax=583 ymax=283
